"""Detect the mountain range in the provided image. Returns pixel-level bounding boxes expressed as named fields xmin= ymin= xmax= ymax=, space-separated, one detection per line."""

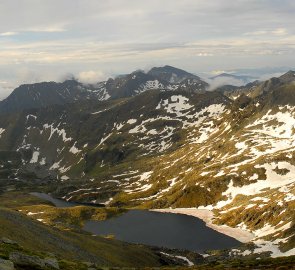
xmin=0 ymin=65 xmax=208 ymax=114
xmin=0 ymin=65 xmax=294 ymax=262
xmin=210 ymin=73 xmax=257 ymax=84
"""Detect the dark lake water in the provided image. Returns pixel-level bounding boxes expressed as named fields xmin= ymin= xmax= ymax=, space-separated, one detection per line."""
xmin=31 ymin=193 xmax=241 ymax=252
xmin=84 ymin=210 xmax=241 ymax=252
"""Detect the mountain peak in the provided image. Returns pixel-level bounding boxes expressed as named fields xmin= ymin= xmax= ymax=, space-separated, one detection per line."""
xmin=148 ymin=65 xmax=194 ymax=75
xmin=284 ymin=70 xmax=295 ymax=75
xmin=148 ymin=65 xmax=201 ymax=83
xmin=131 ymin=69 xmax=145 ymax=75
xmin=279 ymin=70 xmax=295 ymax=83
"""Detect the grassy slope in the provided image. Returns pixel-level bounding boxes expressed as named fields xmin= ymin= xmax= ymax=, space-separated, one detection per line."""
xmin=0 ymin=207 xmax=163 ymax=267
xmin=0 ymin=191 xmax=163 ymax=267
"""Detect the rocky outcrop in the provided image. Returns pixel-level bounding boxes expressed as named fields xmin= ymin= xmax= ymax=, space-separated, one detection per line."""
xmin=9 ymin=252 xmax=59 ymax=269
xmin=0 ymin=238 xmax=18 ymax=245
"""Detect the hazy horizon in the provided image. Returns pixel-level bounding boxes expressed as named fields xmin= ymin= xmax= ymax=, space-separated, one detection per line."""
xmin=0 ymin=0 xmax=294 ymax=98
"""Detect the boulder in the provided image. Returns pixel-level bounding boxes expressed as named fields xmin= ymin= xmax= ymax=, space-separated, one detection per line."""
xmin=9 ymin=252 xmax=45 ymax=268
xmin=0 ymin=238 xmax=18 ymax=245
xmin=9 ymin=252 xmax=60 ymax=269
xmin=84 ymin=261 xmax=94 ymax=267
xmin=0 ymin=258 xmax=15 ymax=270
xmin=44 ymin=257 xmax=59 ymax=269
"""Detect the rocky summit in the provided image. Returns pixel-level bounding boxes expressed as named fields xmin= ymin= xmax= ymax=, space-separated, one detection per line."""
xmin=0 ymin=66 xmax=294 ymax=269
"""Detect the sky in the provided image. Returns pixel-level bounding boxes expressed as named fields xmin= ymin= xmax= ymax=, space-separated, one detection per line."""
xmin=0 ymin=0 xmax=294 ymax=98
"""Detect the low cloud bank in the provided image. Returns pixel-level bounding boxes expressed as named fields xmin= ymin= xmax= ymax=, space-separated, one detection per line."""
xmin=77 ymin=70 xmax=107 ymax=84
xmin=206 ymin=77 xmax=247 ymax=91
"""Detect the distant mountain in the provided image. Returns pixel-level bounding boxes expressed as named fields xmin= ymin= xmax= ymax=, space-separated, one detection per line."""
xmin=229 ymin=66 xmax=294 ymax=78
xmin=0 ymin=80 xmax=110 ymax=113
xmin=105 ymin=71 xmax=168 ymax=98
xmin=148 ymin=65 xmax=205 ymax=84
xmin=215 ymin=70 xmax=295 ymax=100
xmin=210 ymin=73 xmax=257 ymax=84
xmin=0 ymin=66 xmax=209 ymax=113
xmin=105 ymin=66 xmax=209 ymax=97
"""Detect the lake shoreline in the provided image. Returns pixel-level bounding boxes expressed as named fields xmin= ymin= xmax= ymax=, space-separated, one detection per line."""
xmin=30 ymin=192 xmax=254 ymax=245
xmin=151 ymin=208 xmax=254 ymax=243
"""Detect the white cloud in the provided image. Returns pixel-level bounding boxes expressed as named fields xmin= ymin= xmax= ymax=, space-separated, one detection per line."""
xmin=211 ymin=70 xmax=234 ymax=75
xmin=25 ymin=26 xmax=67 ymax=33
xmin=207 ymin=77 xmax=246 ymax=91
xmin=0 ymin=0 xmax=293 ymax=94
xmin=258 ymin=72 xmax=285 ymax=81
xmin=0 ymin=31 xmax=18 ymax=36
xmin=272 ymin=28 xmax=288 ymax=36
xmin=197 ymin=52 xmax=213 ymax=57
xmin=244 ymin=28 xmax=288 ymax=37
xmin=0 ymin=82 xmax=14 ymax=100
xmin=77 ymin=70 xmax=107 ymax=84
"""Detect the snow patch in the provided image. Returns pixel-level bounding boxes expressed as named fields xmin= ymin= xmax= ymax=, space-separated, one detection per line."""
xmin=30 ymin=151 xmax=40 ymax=163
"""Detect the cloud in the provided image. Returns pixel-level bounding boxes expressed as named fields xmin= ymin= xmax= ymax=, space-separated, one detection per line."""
xmin=0 ymin=0 xmax=293 ymax=98
xmin=77 ymin=70 xmax=107 ymax=84
xmin=0 ymin=31 xmax=18 ymax=36
xmin=207 ymin=77 xmax=246 ymax=91
xmin=258 ymin=72 xmax=285 ymax=81
xmin=0 ymin=80 xmax=15 ymax=100
xmin=0 ymin=33 xmax=294 ymax=67
xmin=272 ymin=28 xmax=288 ymax=36
xmin=0 ymin=85 xmax=13 ymax=101
xmin=24 ymin=26 xmax=67 ymax=33
xmin=197 ymin=52 xmax=213 ymax=57
xmin=211 ymin=70 xmax=235 ymax=75
xmin=244 ymin=28 xmax=288 ymax=37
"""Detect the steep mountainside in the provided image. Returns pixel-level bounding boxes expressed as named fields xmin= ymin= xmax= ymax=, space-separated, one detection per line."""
xmin=0 ymin=207 xmax=165 ymax=267
xmin=0 ymin=70 xmax=294 ymax=259
xmin=245 ymin=70 xmax=295 ymax=99
xmin=0 ymin=80 xmax=110 ymax=113
xmin=0 ymin=90 xmax=229 ymax=181
xmin=216 ymin=81 xmax=262 ymax=99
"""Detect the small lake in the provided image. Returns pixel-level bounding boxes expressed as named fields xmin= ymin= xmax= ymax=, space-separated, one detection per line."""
xmin=31 ymin=193 xmax=241 ymax=252
xmin=84 ymin=210 xmax=240 ymax=252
